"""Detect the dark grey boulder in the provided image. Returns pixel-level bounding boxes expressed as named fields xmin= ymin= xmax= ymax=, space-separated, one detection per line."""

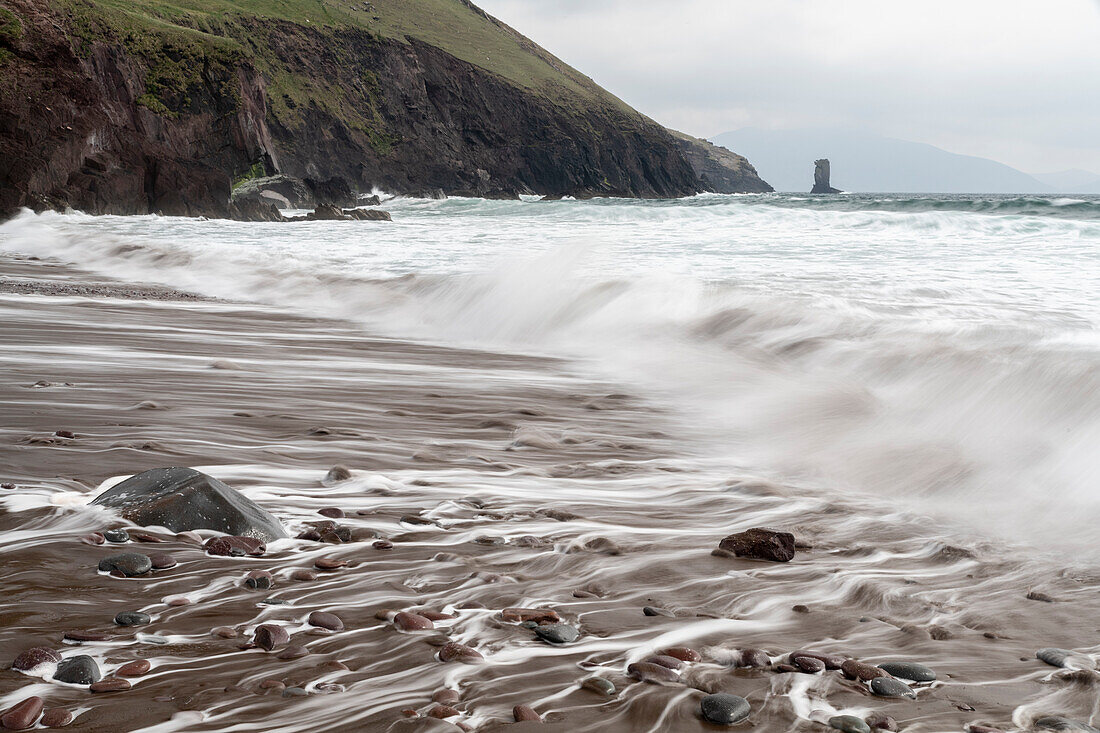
xmin=534 ymin=623 xmax=579 ymax=645
xmin=114 ymin=611 xmax=151 ymax=626
xmin=870 ymin=676 xmax=917 ymax=699
xmin=700 ymin=693 xmax=751 ymax=725
xmin=829 ymin=715 xmax=871 ymax=733
xmin=53 ymin=655 xmax=101 ymax=685
xmin=718 ymin=527 xmax=796 ymax=562
xmin=98 ymin=553 xmax=152 ymax=577
xmin=877 ymin=661 xmax=936 ymax=682
xmin=91 ymin=468 xmax=285 ymax=542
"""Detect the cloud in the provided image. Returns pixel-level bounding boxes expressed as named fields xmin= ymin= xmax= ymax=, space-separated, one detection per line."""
xmin=476 ymin=0 xmax=1100 ymax=173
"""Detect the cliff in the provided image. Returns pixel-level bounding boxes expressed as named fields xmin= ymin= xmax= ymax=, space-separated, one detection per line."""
xmin=670 ymin=131 xmax=773 ymax=194
xmin=0 ymin=0 xmax=769 ymax=218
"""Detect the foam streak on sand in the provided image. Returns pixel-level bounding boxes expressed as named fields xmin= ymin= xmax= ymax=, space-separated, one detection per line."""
xmin=1 ymin=192 xmax=1100 ymax=731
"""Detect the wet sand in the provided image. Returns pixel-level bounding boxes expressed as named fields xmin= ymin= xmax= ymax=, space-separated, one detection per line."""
xmin=1 ymin=254 xmax=1098 ymax=732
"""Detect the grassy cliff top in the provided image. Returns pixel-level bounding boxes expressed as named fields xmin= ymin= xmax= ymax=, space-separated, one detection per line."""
xmin=57 ymin=0 xmax=638 ymax=116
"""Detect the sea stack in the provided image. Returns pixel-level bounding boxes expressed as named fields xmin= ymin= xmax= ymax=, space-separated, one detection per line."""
xmin=811 ymin=159 xmax=842 ymax=193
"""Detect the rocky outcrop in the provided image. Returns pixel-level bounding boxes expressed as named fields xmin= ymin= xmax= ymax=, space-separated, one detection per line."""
xmin=0 ymin=0 xmax=765 ymax=218
xmin=670 ymin=131 xmax=773 ymax=193
xmin=811 ymin=158 xmax=842 ymax=194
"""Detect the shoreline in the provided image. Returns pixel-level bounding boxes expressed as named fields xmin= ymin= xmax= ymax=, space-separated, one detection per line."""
xmin=0 ymin=253 xmax=1098 ymax=732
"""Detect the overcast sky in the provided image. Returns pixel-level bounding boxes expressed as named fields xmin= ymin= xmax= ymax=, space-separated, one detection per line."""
xmin=475 ymin=0 xmax=1100 ymax=174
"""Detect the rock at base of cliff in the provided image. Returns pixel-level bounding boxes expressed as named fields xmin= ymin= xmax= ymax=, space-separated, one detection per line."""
xmin=305 ymin=177 xmax=357 ymax=208
xmin=231 ymin=175 xmax=312 ymax=209
xmin=90 ymin=467 xmax=287 ymax=541
xmin=229 ymin=198 xmax=286 ymax=222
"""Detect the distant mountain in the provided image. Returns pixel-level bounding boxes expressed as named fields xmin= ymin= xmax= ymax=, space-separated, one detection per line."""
xmin=1033 ymin=169 xmax=1100 ymax=193
xmin=711 ymin=128 xmax=1053 ymax=194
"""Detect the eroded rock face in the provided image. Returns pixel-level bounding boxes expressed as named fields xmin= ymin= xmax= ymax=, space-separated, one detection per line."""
xmin=91 ymin=468 xmax=286 ymax=541
xmin=811 ymin=159 xmax=842 ymax=194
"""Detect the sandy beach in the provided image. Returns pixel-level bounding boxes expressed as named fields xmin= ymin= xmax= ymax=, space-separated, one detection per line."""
xmin=1 ymin=253 xmax=1098 ymax=732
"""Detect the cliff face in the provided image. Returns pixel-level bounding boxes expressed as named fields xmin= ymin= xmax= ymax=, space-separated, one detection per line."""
xmin=670 ymin=131 xmax=773 ymax=194
xmin=0 ymin=0 xmax=765 ymax=217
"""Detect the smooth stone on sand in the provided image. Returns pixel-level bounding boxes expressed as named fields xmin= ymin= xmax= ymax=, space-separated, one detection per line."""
xmin=90 ymin=467 xmax=286 ymax=541
xmin=1034 ymin=717 xmax=1100 ymax=732
xmin=865 ymin=713 xmax=899 ymax=731
xmin=428 ymin=705 xmax=461 ymax=719
xmin=789 ymin=650 xmax=846 ymax=670
xmin=643 ymin=606 xmax=673 ymax=617
xmin=53 ymin=655 xmax=102 ymax=684
xmin=212 ymin=626 xmax=237 ymax=638
xmin=829 ymin=715 xmax=872 ymax=733
xmin=717 ymin=527 xmax=796 ymax=562
xmin=501 ymin=608 xmax=560 ymax=624
xmin=90 ymin=677 xmax=131 ymax=693
xmin=534 ymin=623 xmax=579 ymax=645
xmin=1035 ymin=648 xmax=1092 ymax=669
xmin=12 ymin=646 xmax=62 ymax=671
xmin=98 ymin=553 xmax=152 ymax=577
xmin=660 ymin=647 xmax=702 ymax=663
xmin=870 ymin=676 xmax=917 ymax=699
xmin=245 ymin=570 xmax=273 ymax=589
xmin=289 ymin=569 xmax=317 ymax=582
xmin=63 ymin=630 xmax=109 ymax=642
xmin=148 ymin=553 xmax=176 ymax=569
xmin=103 ymin=529 xmax=130 ymax=543
xmin=513 ymin=705 xmax=540 ymax=722
xmin=314 ymin=557 xmax=347 ymax=570
xmin=277 ymin=645 xmax=310 ymax=660
xmin=80 ymin=533 xmax=105 ymax=545
xmin=1 ymin=696 xmax=44 ymax=730
xmin=318 ymin=507 xmax=344 ymax=518
xmin=737 ymin=648 xmax=771 ymax=668
xmin=627 ymin=662 xmax=679 ymax=684
xmin=114 ymin=611 xmax=151 ymax=626
xmin=877 ymin=661 xmax=936 ymax=682
xmin=307 ymin=611 xmax=344 ymax=631
xmin=394 ymin=612 xmax=434 ymax=631
xmin=438 ymin=642 xmax=483 ymax=663
xmin=254 ymin=624 xmax=290 ymax=651
xmin=322 ymin=465 xmax=352 ymax=486
xmin=581 ymin=676 xmax=616 ymax=696
xmin=644 ymin=655 xmax=683 ymax=670
xmin=841 ymin=659 xmax=890 ymax=682
xmin=792 ymin=655 xmax=825 ymax=673
xmin=40 ymin=708 xmax=73 ymax=728
xmin=282 ymin=687 xmax=308 ymax=697
xmin=116 ymin=660 xmax=152 ymax=677
xmin=700 ymin=693 xmax=751 ymax=725
xmin=433 ymin=689 xmax=460 ymax=705
xmin=205 ymin=536 xmax=266 ymax=557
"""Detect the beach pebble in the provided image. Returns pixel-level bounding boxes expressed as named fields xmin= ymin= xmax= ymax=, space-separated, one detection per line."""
xmin=63 ymin=630 xmax=109 ymax=642
xmin=737 ymin=648 xmax=772 ymax=668
xmin=53 ymin=655 xmax=102 ymax=684
xmin=254 ymin=624 xmax=290 ymax=651
xmin=290 ymin=569 xmax=317 ymax=581
xmin=282 ymin=687 xmax=308 ymax=697
xmin=308 ymin=611 xmax=344 ymax=631
xmin=841 ymin=659 xmax=890 ymax=682
xmin=259 ymin=679 xmax=285 ymax=690
xmin=12 ymin=646 xmax=62 ymax=671
xmin=245 ymin=570 xmax=273 ymax=589
xmin=277 ymin=645 xmax=310 ymax=660
xmin=627 ymin=661 xmax=679 ymax=684
xmin=115 ymin=611 xmax=151 ymax=626
xmin=40 ymin=708 xmax=73 ymax=728
xmin=789 ymin=650 xmax=846 ymax=670
xmin=164 ymin=595 xmax=191 ymax=607
xmin=534 ymin=623 xmax=579 ymax=644
xmin=1036 ymin=648 xmax=1090 ymax=669
xmin=98 ymin=553 xmax=152 ymax=577
xmin=502 ymin=608 xmax=560 ymax=624
xmin=865 ymin=713 xmax=899 ymax=731
xmin=513 ymin=705 xmax=540 ymax=722
xmin=428 ymin=705 xmax=461 ymax=719
xmin=659 ymin=647 xmax=701 ymax=663
xmin=205 ymin=536 xmax=265 ymax=557
xmin=792 ymin=655 xmax=825 ymax=673
xmin=318 ymin=507 xmax=344 ymax=518
xmin=297 ymin=529 xmax=322 ymax=541
xmin=792 ymin=604 xmax=811 ymax=613
xmin=394 ymin=612 xmax=434 ymax=631
xmin=322 ymin=465 xmax=352 ymax=485
xmin=372 ymin=540 xmax=393 ymax=550
xmin=116 ymin=660 xmax=152 ymax=677
xmin=0 ymin=696 xmax=44 ymax=730
xmin=314 ymin=557 xmax=347 ymax=570
xmin=775 ymin=663 xmax=799 ymax=673
xmin=829 ymin=715 xmax=871 ymax=733
xmin=80 ymin=533 xmax=105 ymax=545
xmin=103 ymin=529 xmax=130 ymax=543
xmin=212 ymin=626 xmax=237 ymax=638
xmin=870 ymin=676 xmax=917 ymax=698
xmin=717 ymin=527 xmax=796 ymax=562
xmin=877 ymin=661 xmax=936 ymax=682
xmin=149 ymin=553 xmax=176 ymax=569
xmin=418 ymin=610 xmax=456 ymax=622
xmin=175 ymin=531 xmax=203 ymax=545
xmin=433 ymin=689 xmax=460 ymax=705
xmin=581 ymin=676 xmax=616 ymax=696
xmin=643 ymin=606 xmax=673 ymax=617
xmin=644 ymin=655 xmax=683 ymax=670
xmin=439 ymin=642 xmax=483 ymax=663
xmin=90 ymin=677 xmax=131 ymax=693
xmin=700 ymin=693 xmax=751 ymax=725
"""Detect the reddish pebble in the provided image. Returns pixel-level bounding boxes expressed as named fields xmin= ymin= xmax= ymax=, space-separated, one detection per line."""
xmin=394 ymin=612 xmax=434 ymax=631
xmin=254 ymin=624 xmax=290 ymax=651
xmin=790 ymin=650 xmax=846 ymax=670
xmin=400 ymin=709 xmax=418 ymax=717
xmin=212 ymin=626 xmax=237 ymax=638
xmin=643 ymin=654 xmax=683 ymax=670
xmin=90 ymin=677 xmax=131 ymax=693
xmin=1 ymin=696 xmax=44 ymax=730
xmin=318 ymin=507 xmax=344 ymax=518
xmin=63 ymin=630 xmax=109 ymax=642
xmin=277 ymin=645 xmax=310 ymax=660
xmin=375 ymin=608 xmax=399 ymax=621
xmin=792 ymin=655 xmax=825 ymax=673
xmin=737 ymin=648 xmax=772 ymax=668
xmin=314 ymin=557 xmax=347 ymax=570
xmin=501 ymin=608 xmax=560 ymax=624
xmin=512 ymin=705 xmax=541 ymax=722
xmin=775 ymin=663 xmax=799 ymax=673
xmin=205 ymin=536 xmax=265 ymax=557
xmin=841 ymin=659 xmax=890 ymax=682
xmin=245 ymin=570 xmax=273 ymax=590
xmin=659 ymin=647 xmax=701 ymax=663
xmin=418 ymin=610 xmax=456 ymax=622
xmin=318 ymin=660 xmax=349 ymax=672
xmin=40 ymin=708 xmax=73 ymax=728
xmin=164 ymin=595 xmax=191 ymax=607
xmin=439 ymin=642 xmax=483 ymax=663
xmin=12 ymin=646 xmax=61 ymax=671
xmin=307 ymin=611 xmax=344 ymax=631
xmin=627 ymin=662 xmax=679 ymax=684
xmin=131 ymin=532 xmax=165 ymax=543
xmin=80 ymin=533 xmax=105 ymax=546
xmin=429 ymin=705 xmax=460 ymax=719
xmin=372 ymin=540 xmax=393 ymax=550
xmin=149 ymin=553 xmax=176 ymax=569
xmin=116 ymin=660 xmax=152 ymax=677
xmin=175 ymin=531 xmax=203 ymax=544
xmin=259 ymin=679 xmax=285 ymax=690
xmin=289 ymin=569 xmax=316 ymax=581
xmin=433 ymin=689 xmax=460 ymax=705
